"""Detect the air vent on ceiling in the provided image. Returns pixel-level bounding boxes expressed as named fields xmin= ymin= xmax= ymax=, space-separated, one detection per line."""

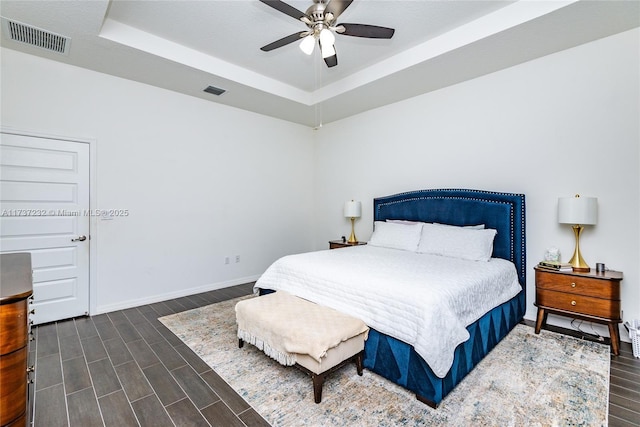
xmin=1 ymin=17 xmax=71 ymax=55
xmin=204 ymin=85 xmax=226 ymax=96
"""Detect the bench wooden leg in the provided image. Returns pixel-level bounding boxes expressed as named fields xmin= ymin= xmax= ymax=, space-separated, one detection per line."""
xmin=312 ymin=373 xmax=325 ymax=404
xmin=355 ymin=351 xmax=363 ymax=376
xmin=311 ymin=351 xmax=364 ymax=403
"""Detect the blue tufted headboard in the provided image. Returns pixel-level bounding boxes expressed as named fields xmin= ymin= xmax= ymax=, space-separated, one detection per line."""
xmin=373 ymin=189 xmax=526 ymax=290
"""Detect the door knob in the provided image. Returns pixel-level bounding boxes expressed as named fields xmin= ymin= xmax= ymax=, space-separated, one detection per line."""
xmin=72 ymin=235 xmax=87 ymax=242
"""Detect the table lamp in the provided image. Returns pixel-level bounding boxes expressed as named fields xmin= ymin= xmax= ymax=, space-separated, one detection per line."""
xmin=344 ymin=200 xmax=362 ymax=243
xmin=558 ymin=194 xmax=597 ymax=272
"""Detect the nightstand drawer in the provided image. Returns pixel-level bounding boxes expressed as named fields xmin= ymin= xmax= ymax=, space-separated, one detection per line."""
xmin=535 ymin=270 xmax=620 ymax=299
xmin=536 ymin=289 xmax=621 ymax=320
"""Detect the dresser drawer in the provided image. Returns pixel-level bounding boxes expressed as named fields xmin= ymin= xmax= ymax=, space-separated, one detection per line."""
xmin=0 ymin=299 xmax=29 ymax=355
xmin=535 ymin=270 xmax=620 ymax=299
xmin=536 ymin=289 xmax=621 ymax=320
xmin=5 ymin=411 xmax=26 ymax=427
xmin=0 ymin=347 xmax=28 ymax=426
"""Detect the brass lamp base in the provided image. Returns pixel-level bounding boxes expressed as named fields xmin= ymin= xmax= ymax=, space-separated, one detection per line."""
xmin=568 ymin=224 xmax=590 ymax=272
xmin=347 ymin=217 xmax=358 ymax=243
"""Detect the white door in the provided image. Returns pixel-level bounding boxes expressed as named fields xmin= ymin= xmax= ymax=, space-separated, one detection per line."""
xmin=0 ymin=133 xmax=90 ymax=324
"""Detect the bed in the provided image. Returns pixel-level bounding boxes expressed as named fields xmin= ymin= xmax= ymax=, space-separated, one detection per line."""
xmin=255 ymin=188 xmax=526 ymax=407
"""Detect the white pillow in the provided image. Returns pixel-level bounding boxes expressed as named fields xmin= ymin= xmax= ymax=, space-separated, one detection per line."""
xmin=388 ymin=220 xmax=483 ymax=229
xmin=386 ymin=219 xmax=425 ymax=226
xmin=433 ymin=222 xmax=485 ymax=230
xmin=388 ymin=220 xmax=484 ymax=229
xmin=368 ymin=221 xmax=423 ymax=251
xmin=417 ymin=223 xmax=497 ymax=261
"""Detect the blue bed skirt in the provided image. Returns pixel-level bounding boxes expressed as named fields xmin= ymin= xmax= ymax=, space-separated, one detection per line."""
xmin=363 ymin=289 xmax=526 ymax=407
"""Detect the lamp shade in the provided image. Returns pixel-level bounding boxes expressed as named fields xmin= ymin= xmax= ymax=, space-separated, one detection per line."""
xmin=344 ymin=200 xmax=362 ymax=218
xmin=558 ymin=195 xmax=597 ymax=225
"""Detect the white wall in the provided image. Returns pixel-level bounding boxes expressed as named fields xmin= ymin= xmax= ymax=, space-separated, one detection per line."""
xmin=2 ymin=27 xmax=638 ymax=338
xmin=313 ymin=29 xmax=640 ymax=337
xmin=1 ymin=48 xmax=316 ymax=313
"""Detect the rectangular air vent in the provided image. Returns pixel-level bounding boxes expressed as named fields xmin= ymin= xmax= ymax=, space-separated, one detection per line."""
xmin=204 ymin=85 xmax=226 ymax=96
xmin=1 ymin=17 xmax=70 ymax=55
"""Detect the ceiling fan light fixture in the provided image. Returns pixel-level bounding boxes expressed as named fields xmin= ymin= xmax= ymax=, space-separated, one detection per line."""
xmin=258 ymin=0 xmax=395 ymax=68
xmin=319 ymin=28 xmax=335 ymax=46
xmin=320 ymin=42 xmax=335 ymax=58
xmin=299 ymin=34 xmax=315 ymax=55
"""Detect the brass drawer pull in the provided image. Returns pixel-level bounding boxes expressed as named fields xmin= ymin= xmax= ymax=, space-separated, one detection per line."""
xmin=571 ymin=282 xmax=576 ymax=288
xmin=571 ymin=300 xmax=577 ymax=306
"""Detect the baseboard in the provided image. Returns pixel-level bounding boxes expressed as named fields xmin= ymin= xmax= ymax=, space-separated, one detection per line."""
xmin=94 ymin=274 xmax=260 ymax=315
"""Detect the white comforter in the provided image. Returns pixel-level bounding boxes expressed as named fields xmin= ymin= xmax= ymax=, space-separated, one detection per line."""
xmin=254 ymin=245 xmax=521 ymax=378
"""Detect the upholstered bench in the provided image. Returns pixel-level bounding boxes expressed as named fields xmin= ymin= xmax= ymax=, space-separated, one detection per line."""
xmin=235 ymin=291 xmax=369 ymax=403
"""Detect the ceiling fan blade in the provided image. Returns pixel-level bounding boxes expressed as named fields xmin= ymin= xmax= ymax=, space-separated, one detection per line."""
xmin=260 ymin=32 xmax=306 ymax=52
xmin=337 ymin=23 xmax=395 ymax=39
xmin=259 ymin=0 xmax=307 ymax=21
xmin=325 ymin=0 xmax=353 ymax=20
xmin=324 ymin=51 xmax=338 ymax=68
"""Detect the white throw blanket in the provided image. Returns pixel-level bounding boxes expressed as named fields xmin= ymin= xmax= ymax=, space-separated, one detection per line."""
xmin=235 ymin=291 xmax=369 ymax=365
xmin=254 ymin=245 xmax=521 ymax=378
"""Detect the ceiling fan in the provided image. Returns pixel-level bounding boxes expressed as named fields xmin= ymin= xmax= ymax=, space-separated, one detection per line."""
xmin=259 ymin=0 xmax=395 ymax=68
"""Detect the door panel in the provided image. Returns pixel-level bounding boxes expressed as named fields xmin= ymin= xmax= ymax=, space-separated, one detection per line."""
xmin=33 ymin=279 xmax=77 ymax=303
xmin=1 ymin=216 xmax=76 ymax=237
xmin=0 ymin=133 xmax=90 ymax=324
xmin=2 ymin=181 xmax=78 ymax=203
xmin=1 ymin=143 xmax=77 ymax=170
xmin=30 ymin=247 xmax=79 ymax=283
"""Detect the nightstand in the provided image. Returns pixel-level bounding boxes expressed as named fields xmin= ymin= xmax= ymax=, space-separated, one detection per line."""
xmin=534 ymin=266 xmax=623 ymax=355
xmin=328 ymin=240 xmax=367 ymax=250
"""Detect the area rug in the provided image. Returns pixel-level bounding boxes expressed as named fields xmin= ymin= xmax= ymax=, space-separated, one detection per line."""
xmin=159 ymin=296 xmax=610 ymax=426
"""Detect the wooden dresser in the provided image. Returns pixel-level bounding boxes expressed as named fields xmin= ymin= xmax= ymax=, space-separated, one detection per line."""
xmin=534 ymin=266 xmax=623 ymax=355
xmin=1 ymin=253 xmax=34 ymax=427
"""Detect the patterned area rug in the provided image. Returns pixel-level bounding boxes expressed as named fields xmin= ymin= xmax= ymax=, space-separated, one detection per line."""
xmin=159 ymin=296 xmax=610 ymax=426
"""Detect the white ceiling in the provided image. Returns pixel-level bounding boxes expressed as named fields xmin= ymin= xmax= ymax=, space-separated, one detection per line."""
xmin=1 ymin=0 xmax=638 ymax=127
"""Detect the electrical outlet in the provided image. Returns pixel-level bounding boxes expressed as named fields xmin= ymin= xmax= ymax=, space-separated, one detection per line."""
xmin=224 ymin=256 xmax=230 ymax=265
xmin=235 ymin=255 xmax=240 ymax=263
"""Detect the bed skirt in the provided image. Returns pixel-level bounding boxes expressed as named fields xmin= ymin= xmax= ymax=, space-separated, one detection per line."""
xmin=363 ymin=290 xmax=526 ymax=407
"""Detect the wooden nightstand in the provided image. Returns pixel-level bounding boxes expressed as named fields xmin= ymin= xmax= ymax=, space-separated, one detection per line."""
xmin=534 ymin=266 xmax=623 ymax=355
xmin=328 ymin=240 xmax=367 ymax=250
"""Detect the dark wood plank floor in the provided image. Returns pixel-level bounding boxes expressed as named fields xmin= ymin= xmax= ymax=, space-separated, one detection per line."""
xmin=31 ymin=284 xmax=640 ymax=426
xmin=31 ymin=283 xmax=269 ymax=427
xmin=610 ymin=342 xmax=640 ymax=426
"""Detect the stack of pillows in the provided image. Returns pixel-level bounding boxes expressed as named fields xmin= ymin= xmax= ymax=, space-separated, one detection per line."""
xmin=368 ymin=220 xmax=497 ymax=262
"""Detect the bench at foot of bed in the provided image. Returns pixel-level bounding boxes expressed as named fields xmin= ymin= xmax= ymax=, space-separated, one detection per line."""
xmin=235 ymin=291 xmax=369 ymax=403
xmin=240 ymin=337 xmax=365 ymax=403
